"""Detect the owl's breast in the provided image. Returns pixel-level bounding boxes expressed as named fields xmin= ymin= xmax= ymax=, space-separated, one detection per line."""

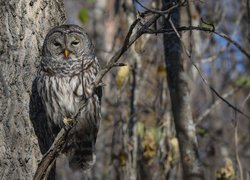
xmin=56 ymin=76 xmax=83 ymax=112
xmin=38 ymin=74 xmax=86 ymax=127
xmin=37 ymin=60 xmax=100 ymax=128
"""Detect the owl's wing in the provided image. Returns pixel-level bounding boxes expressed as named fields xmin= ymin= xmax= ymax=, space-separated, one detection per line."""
xmin=94 ymin=85 xmax=102 ymax=103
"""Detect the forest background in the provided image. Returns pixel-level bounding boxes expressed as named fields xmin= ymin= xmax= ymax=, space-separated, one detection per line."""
xmin=0 ymin=0 xmax=250 ymax=179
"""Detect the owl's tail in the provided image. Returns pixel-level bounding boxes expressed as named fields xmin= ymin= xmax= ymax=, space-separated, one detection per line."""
xmin=70 ymin=140 xmax=96 ymax=170
xmin=65 ymin=131 xmax=97 ymax=171
xmin=65 ymin=97 xmax=101 ymax=172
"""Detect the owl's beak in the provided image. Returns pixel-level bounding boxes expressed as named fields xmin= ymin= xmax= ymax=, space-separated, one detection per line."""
xmin=64 ymin=49 xmax=70 ymax=58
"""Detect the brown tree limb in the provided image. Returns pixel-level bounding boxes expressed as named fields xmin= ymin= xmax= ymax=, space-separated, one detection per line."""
xmin=162 ymin=0 xmax=204 ymax=179
xmin=34 ymin=126 xmax=72 ymax=180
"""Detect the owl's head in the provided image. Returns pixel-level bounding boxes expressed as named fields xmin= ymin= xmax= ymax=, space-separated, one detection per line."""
xmin=42 ymin=24 xmax=94 ymax=61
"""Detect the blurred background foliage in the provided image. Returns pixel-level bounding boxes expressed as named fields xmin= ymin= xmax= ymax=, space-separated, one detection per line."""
xmin=63 ymin=0 xmax=250 ymax=179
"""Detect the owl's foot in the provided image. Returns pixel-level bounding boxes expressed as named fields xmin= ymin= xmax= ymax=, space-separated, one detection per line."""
xmin=63 ymin=117 xmax=74 ymax=127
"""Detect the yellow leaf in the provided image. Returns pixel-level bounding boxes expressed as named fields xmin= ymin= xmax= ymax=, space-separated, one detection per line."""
xmin=170 ymin=138 xmax=179 ymax=154
xmin=136 ymin=122 xmax=145 ymax=138
xmin=168 ymin=137 xmax=179 ymax=165
xmin=215 ymin=158 xmax=235 ymax=180
xmin=116 ymin=65 xmax=130 ymax=89
xmin=143 ymin=132 xmax=156 ymax=161
xmin=134 ymin=38 xmax=145 ymax=54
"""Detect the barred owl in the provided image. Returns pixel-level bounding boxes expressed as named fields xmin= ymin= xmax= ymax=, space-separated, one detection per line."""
xmin=37 ymin=25 xmax=101 ymax=173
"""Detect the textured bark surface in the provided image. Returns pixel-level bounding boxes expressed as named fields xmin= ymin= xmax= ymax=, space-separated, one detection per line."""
xmin=0 ymin=0 xmax=65 ymax=179
xmin=162 ymin=1 xmax=204 ymax=179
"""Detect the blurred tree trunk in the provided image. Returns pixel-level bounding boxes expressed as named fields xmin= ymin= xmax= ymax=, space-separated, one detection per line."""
xmin=0 ymin=0 xmax=65 ymax=179
xmin=162 ymin=0 xmax=204 ymax=179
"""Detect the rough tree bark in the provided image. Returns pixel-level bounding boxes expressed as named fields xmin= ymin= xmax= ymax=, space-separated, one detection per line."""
xmin=0 ymin=0 xmax=65 ymax=179
xmin=162 ymin=0 xmax=204 ymax=179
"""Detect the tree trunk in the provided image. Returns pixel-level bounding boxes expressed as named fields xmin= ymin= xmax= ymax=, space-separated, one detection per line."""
xmin=0 ymin=0 xmax=65 ymax=179
xmin=162 ymin=0 xmax=204 ymax=179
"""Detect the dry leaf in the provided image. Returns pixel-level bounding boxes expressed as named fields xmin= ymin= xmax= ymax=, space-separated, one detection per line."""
xmin=116 ymin=65 xmax=130 ymax=89
xmin=168 ymin=137 xmax=180 ymax=165
xmin=215 ymin=158 xmax=236 ymax=180
xmin=143 ymin=131 xmax=156 ymax=162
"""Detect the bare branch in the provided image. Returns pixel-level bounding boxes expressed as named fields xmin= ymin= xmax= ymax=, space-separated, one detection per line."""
xmin=233 ymin=112 xmax=243 ymax=180
xmin=144 ymin=26 xmax=250 ymax=60
xmin=166 ymin=24 xmax=250 ymax=120
xmin=189 ymin=60 xmax=250 ymax=120
xmin=134 ymin=0 xmax=187 ymax=15
xmin=34 ymin=126 xmax=73 ymax=180
xmin=144 ymin=24 xmax=250 ymax=119
xmin=195 ymin=86 xmax=243 ymax=126
xmin=241 ymin=92 xmax=250 ymax=110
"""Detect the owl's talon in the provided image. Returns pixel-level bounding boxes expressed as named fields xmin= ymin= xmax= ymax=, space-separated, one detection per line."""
xmin=63 ymin=117 xmax=74 ymax=127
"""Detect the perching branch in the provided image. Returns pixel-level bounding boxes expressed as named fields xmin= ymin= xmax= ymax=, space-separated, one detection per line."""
xmin=34 ymin=127 xmax=72 ymax=180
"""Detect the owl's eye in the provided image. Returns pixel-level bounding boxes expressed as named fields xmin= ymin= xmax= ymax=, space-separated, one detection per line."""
xmin=53 ymin=42 xmax=61 ymax=47
xmin=71 ymin=41 xmax=80 ymax=46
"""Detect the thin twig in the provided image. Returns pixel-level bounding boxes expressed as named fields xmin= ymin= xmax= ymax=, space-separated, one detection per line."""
xmin=169 ymin=17 xmax=192 ymax=58
xmin=165 ymin=23 xmax=250 ymax=119
xmin=134 ymin=0 xmax=186 ymax=15
xmin=169 ymin=17 xmax=181 ymax=38
xmin=189 ymin=61 xmax=250 ymax=119
xmin=233 ymin=112 xmax=244 ymax=180
xmin=201 ymin=45 xmax=228 ymax=63
xmin=144 ymin=26 xmax=250 ymax=60
xmin=195 ymin=86 xmax=243 ymax=126
xmin=241 ymin=92 xmax=250 ymax=110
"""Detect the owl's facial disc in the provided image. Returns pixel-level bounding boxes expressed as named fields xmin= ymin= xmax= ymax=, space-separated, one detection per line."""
xmin=46 ymin=30 xmax=94 ymax=61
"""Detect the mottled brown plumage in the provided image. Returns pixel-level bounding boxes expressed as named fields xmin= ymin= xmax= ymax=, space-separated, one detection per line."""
xmin=37 ymin=25 xmax=101 ymax=172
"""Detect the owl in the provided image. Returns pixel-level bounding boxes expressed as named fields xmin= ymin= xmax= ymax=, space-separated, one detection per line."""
xmin=36 ymin=24 xmax=102 ymax=173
